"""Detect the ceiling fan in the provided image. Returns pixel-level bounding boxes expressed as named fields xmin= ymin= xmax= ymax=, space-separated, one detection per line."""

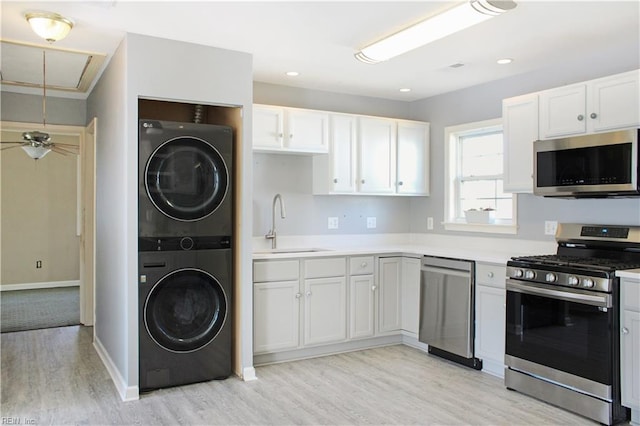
xmin=0 ymin=12 xmax=79 ymax=160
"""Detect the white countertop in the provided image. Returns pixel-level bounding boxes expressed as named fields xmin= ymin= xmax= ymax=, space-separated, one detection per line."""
xmin=252 ymin=233 xmax=556 ymax=265
xmin=616 ymin=269 xmax=640 ymax=279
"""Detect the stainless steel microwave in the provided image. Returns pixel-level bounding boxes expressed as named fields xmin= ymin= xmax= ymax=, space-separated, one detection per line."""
xmin=533 ymin=128 xmax=639 ymax=198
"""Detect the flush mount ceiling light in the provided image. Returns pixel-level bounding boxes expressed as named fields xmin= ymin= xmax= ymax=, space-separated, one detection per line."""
xmin=285 ymin=71 xmax=300 ymax=77
xmin=497 ymin=58 xmax=513 ymax=64
xmin=355 ymin=0 xmax=517 ymax=64
xmin=26 ymin=12 xmax=74 ymax=43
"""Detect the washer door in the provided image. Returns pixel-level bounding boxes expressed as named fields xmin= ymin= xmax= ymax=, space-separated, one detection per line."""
xmin=145 ymin=136 xmax=228 ymax=221
xmin=144 ymin=268 xmax=227 ymax=352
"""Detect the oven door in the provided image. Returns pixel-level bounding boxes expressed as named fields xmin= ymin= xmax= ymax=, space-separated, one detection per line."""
xmin=505 ymin=279 xmax=614 ymax=387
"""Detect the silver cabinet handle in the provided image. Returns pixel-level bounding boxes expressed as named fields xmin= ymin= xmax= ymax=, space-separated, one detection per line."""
xmin=590 ymin=113 xmax=597 ymax=119
xmin=295 ymin=293 xmax=302 ymax=299
xmin=306 ymin=291 xmax=312 ymax=297
xmin=278 ymin=133 xmax=284 ymax=138
xmin=398 ymin=181 xmax=403 ymax=186
xmin=488 ymin=272 xmax=494 ymax=278
xmin=622 ymin=327 xmax=629 ymax=335
xmin=577 ymin=114 xmax=584 ymax=121
xmin=371 ymin=285 xmax=377 ymax=291
xmin=361 ymin=262 xmax=368 ymax=268
xmin=361 ymin=179 xmax=365 ymax=184
xmin=333 ymin=178 xmax=338 ymax=183
xmin=289 ymin=134 xmax=293 ymax=139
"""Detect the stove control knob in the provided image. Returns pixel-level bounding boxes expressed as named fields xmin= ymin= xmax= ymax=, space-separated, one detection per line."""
xmin=545 ymin=273 xmax=557 ymax=283
xmin=524 ymin=270 xmax=536 ymax=280
xmin=582 ymin=278 xmax=595 ymax=288
xmin=513 ymin=269 xmax=524 ymax=278
xmin=568 ymin=276 xmax=579 ymax=286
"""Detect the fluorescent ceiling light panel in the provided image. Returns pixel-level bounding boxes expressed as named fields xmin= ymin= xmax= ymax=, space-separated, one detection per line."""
xmin=356 ymin=0 xmax=517 ymax=64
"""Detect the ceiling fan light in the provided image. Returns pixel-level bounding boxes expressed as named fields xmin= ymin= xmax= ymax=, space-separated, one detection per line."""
xmin=355 ymin=0 xmax=517 ymax=63
xmin=21 ymin=145 xmax=52 ymax=160
xmin=26 ymin=12 xmax=74 ymax=43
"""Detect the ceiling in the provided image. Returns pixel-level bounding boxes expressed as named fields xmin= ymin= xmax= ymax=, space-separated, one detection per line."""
xmin=1 ymin=1 xmax=639 ymax=101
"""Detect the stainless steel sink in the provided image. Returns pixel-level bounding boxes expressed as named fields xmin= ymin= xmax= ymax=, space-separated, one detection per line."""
xmin=254 ymin=248 xmax=330 ymax=255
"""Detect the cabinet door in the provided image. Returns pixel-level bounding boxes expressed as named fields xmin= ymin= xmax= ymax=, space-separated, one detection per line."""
xmin=253 ymin=105 xmax=285 ymax=149
xmin=590 ymin=70 xmax=640 ymax=132
xmin=503 ymin=94 xmax=538 ymax=193
xmin=303 ymin=277 xmax=347 ymax=346
xmin=401 ymin=257 xmax=421 ymax=335
xmin=539 ymin=84 xmax=587 ymax=138
xmin=349 ymin=274 xmax=375 ymax=339
xmin=397 ymin=121 xmax=430 ymax=195
xmin=358 ymin=117 xmax=397 ymax=194
xmin=286 ymin=109 xmax=329 ymax=153
xmin=621 ymin=309 xmax=640 ymax=410
xmin=253 ymin=280 xmax=300 ymax=353
xmin=475 ymin=284 xmax=505 ymax=378
xmin=378 ymin=257 xmax=402 ymax=333
xmin=329 ymin=114 xmax=357 ymax=193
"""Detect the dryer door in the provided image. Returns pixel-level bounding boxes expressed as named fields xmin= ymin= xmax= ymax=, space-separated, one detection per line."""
xmin=144 ymin=268 xmax=227 ymax=352
xmin=145 ymin=136 xmax=229 ymax=222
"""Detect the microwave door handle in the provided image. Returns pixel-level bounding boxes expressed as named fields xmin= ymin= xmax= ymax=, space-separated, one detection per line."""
xmin=506 ymin=279 xmax=612 ymax=308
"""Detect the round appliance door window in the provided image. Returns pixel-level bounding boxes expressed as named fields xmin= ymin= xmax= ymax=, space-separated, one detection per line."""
xmin=145 ymin=136 xmax=228 ymax=221
xmin=144 ymin=268 xmax=227 ymax=353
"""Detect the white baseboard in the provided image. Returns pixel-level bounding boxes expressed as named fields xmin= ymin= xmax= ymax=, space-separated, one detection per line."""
xmin=93 ymin=335 xmax=139 ymax=402
xmin=0 ymin=280 xmax=80 ymax=292
xmin=242 ymin=367 xmax=257 ymax=381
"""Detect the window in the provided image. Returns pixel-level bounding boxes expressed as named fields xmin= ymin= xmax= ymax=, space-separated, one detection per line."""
xmin=444 ymin=118 xmax=517 ymax=234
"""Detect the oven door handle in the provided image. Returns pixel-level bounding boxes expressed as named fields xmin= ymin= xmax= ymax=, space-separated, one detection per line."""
xmin=506 ymin=279 xmax=612 ymax=308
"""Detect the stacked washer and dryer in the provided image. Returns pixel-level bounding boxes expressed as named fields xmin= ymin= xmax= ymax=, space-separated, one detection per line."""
xmin=138 ymin=119 xmax=233 ymax=391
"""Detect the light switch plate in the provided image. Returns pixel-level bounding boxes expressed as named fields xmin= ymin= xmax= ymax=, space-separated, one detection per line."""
xmin=545 ymin=221 xmax=558 ymax=235
xmin=328 ymin=217 xmax=339 ymax=229
xmin=366 ymin=217 xmax=376 ymax=229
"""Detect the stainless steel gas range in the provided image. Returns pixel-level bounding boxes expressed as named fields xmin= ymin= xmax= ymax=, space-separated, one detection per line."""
xmin=505 ymin=223 xmax=640 ymax=425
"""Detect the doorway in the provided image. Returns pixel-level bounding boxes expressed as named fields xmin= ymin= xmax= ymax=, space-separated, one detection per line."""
xmin=0 ymin=120 xmax=96 ymax=331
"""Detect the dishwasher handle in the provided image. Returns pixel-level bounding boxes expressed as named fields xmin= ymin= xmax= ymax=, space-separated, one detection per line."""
xmin=421 ymin=265 xmax=471 ymax=279
xmin=422 ymin=256 xmax=474 ymax=273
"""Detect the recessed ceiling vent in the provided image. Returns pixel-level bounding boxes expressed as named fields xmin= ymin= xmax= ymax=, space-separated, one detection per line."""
xmin=449 ymin=63 xmax=465 ymax=68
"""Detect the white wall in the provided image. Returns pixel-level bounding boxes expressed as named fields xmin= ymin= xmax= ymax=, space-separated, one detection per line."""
xmin=88 ymin=33 xmax=254 ymax=398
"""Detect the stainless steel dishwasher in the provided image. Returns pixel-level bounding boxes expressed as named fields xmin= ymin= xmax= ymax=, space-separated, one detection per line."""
xmin=418 ymin=255 xmax=482 ymax=370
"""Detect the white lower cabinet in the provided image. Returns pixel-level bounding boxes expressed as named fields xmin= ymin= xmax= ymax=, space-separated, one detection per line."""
xmin=474 ymin=262 xmax=506 ymax=378
xmin=349 ymin=274 xmax=375 ymax=339
xmin=401 ymin=257 xmax=421 ymax=335
xmin=253 ymin=257 xmax=347 ymax=354
xmin=378 ymin=257 xmax=402 ymax=334
xmin=621 ymin=276 xmax=640 ymax=415
xmin=303 ymin=276 xmax=347 ymax=346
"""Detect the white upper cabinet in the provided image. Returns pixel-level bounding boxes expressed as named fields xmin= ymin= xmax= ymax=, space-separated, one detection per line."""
xmin=396 ymin=120 xmax=430 ymax=195
xmin=503 ymin=93 xmax=538 ymax=193
xmin=253 ymin=104 xmax=329 ymax=153
xmin=358 ymin=116 xmax=397 ymax=194
xmin=327 ymin=114 xmax=357 ymax=194
xmin=539 ymin=69 xmax=639 ymax=139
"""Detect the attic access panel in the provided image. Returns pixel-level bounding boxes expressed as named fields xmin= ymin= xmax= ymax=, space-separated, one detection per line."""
xmin=0 ymin=40 xmax=106 ymax=93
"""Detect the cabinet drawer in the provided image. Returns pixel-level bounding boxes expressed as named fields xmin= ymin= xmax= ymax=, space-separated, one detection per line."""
xmin=476 ymin=263 xmax=506 ymax=288
xmin=254 ymin=260 xmax=299 ymax=282
xmin=349 ymin=256 xmax=374 ymax=275
xmin=304 ymin=257 xmax=346 ymax=279
xmin=622 ymin=279 xmax=640 ymax=311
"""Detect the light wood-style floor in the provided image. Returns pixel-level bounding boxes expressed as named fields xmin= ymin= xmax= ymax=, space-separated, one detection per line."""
xmin=1 ymin=326 xmax=602 ymax=425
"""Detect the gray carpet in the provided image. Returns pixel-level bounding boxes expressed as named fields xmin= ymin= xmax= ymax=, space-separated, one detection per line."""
xmin=1 ymin=287 xmax=80 ymax=333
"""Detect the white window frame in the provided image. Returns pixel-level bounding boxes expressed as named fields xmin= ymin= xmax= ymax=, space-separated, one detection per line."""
xmin=443 ymin=118 xmax=517 ymax=235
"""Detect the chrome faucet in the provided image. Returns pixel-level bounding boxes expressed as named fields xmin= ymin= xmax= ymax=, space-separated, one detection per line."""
xmin=265 ymin=193 xmax=286 ymax=249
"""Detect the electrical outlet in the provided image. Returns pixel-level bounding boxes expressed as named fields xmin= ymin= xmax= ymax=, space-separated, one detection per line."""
xmin=545 ymin=221 xmax=558 ymax=236
xmin=36 ymin=260 xmax=42 ymax=269
xmin=366 ymin=217 xmax=376 ymax=229
xmin=427 ymin=217 xmax=434 ymax=230
xmin=328 ymin=217 xmax=339 ymax=229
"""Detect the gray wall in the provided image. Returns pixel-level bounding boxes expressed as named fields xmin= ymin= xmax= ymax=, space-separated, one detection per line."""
xmin=409 ymin=58 xmax=640 ymax=241
xmin=253 ymin=82 xmax=415 ymax=237
xmin=88 ymin=33 xmax=254 ymax=397
xmin=255 ymin=61 xmax=640 ymax=242
xmin=0 ymin=92 xmax=86 ymax=126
